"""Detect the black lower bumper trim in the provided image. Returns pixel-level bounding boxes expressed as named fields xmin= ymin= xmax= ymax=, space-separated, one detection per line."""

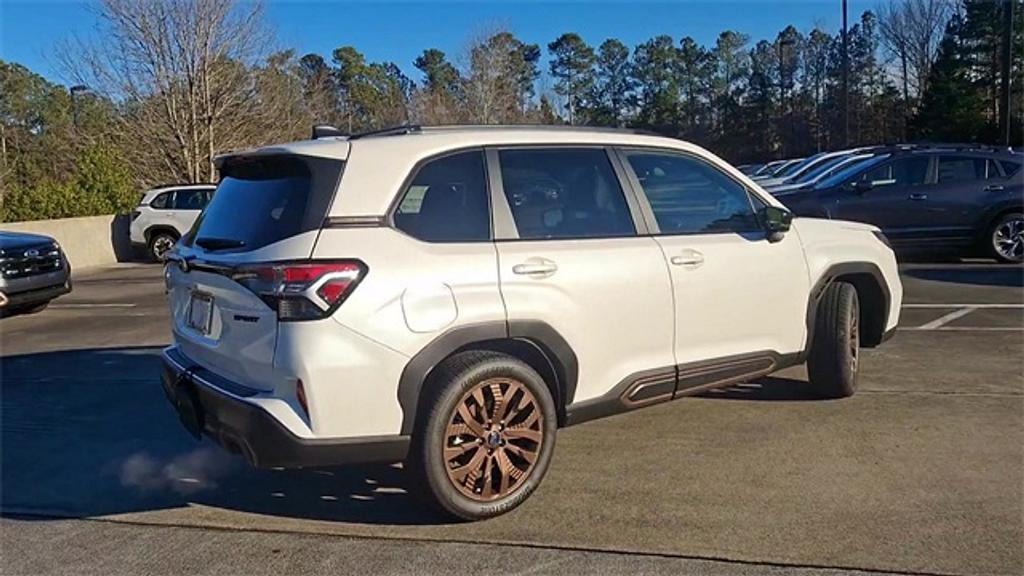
xmin=161 ymin=348 xmax=409 ymax=468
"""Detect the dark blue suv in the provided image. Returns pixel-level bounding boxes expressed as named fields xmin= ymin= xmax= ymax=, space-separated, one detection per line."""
xmin=777 ymin=145 xmax=1023 ymax=263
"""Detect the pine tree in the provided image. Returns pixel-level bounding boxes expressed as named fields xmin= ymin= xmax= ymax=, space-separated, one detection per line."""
xmin=547 ymin=33 xmax=596 ymax=124
xmin=912 ymin=15 xmax=988 ymax=142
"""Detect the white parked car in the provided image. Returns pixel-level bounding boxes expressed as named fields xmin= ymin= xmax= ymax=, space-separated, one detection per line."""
xmin=130 ymin=184 xmax=216 ymax=261
xmin=160 ymin=125 xmax=902 ymax=521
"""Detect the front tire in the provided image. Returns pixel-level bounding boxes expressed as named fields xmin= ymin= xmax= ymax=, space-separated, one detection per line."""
xmin=807 ymin=282 xmax=860 ymax=398
xmin=408 ymin=350 xmax=557 ymax=521
xmin=148 ymin=232 xmax=178 ymax=262
xmin=987 ymin=212 xmax=1024 ymax=264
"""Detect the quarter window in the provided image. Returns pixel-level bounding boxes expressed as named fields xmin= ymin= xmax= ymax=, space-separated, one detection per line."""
xmin=394 ymin=151 xmax=490 ymax=242
xmin=499 ymin=148 xmax=635 ymax=240
xmin=625 ymin=151 xmax=760 ymax=234
xmin=998 ymin=159 xmax=1021 ymax=177
xmin=150 ymin=192 xmax=171 ymax=209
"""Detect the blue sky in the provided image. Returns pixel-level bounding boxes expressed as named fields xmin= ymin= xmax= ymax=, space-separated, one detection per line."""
xmin=1 ymin=0 xmax=875 ymax=85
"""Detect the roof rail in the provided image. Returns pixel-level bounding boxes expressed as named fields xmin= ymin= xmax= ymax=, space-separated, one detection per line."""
xmin=311 ymin=123 xmax=671 ymax=141
xmin=349 ymin=124 xmax=422 ymax=139
xmin=884 ymin=142 xmax=1015 ymax=153
xmin=419 ymin=124 xmax=665 ymax=137
xmin=150 ymin=182 xmax=216 ymax=190
xmin=311 ymin=124 xmax=347 ymax=139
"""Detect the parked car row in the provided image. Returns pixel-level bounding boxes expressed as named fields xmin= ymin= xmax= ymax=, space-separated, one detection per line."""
xmin=740 ymin=143 xmax=1023 ymax=263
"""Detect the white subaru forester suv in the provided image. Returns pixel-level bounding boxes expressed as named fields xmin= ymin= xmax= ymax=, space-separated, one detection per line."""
xmin=161 ymin=125 xmax=901 ymax=520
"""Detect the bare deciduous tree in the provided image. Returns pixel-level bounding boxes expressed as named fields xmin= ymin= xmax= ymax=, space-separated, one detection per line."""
xmin=59 ymin=0 xmax=271 ymax=183
xmin=878 ymin=0 xmax=954 ymax=104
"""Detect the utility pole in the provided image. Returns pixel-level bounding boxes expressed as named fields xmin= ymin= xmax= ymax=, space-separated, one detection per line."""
xmin=999 ymin=0 xmax=1014 ymax=145
xmin=841 ymin=0 xmax=850 ymax=148
xmin=779 ymin=36 xmax=796 ymax=156
xmin=69 ymin=85 xmax=90 ymax=133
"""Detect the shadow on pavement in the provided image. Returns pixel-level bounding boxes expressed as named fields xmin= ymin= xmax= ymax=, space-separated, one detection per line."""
xmin=698 ymin=376 xmax=824 ymax=402
xmin=0 ymin=347 xmax=447 ymax=526
xmin=902 ymin=265 xmax=1024 ymax=287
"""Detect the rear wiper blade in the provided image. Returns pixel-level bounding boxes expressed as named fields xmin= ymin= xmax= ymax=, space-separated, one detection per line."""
xmin=195 ymin=237 xmax=246 ymax=251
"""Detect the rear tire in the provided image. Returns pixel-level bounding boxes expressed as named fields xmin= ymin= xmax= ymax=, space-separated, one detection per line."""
xmin=987 ymin=212 xmax=1024 ymax=264
xmin=807 ymin=282 xmax=860 ymax=398
xmin=148 ymin=232 xmax=178 ymax=262
xmin=407 ymin=350 xmax=557 ymax=521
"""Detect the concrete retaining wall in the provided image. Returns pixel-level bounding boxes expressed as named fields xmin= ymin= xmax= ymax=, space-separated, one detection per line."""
xmin=1 ymin=214 xmax=134 ymax=273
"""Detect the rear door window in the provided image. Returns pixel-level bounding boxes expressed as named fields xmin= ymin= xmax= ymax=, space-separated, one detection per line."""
xmin=174 ymin=188 xmax=210 ymax=211
xmin=393 ymin=151 xmax=490 ymax=242
xmin=937 ymin=156 xmax=986 ymax=183
xmin=498 ymin=148 xmax=635 ymax=240
xmin=186 ymin=156 xmax=343 ymax=252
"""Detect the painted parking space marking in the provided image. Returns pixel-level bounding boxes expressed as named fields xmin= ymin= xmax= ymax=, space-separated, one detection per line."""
xmin=49 ymin=303 xmax=137 ymax=308
xmin=915 ymin=306 xmax=979 ymax=330
xmin=899 ymin=303 xmax=1023 ymax=331
xmin=900 ymin=326 xmax=1022 ymax=332
xmin=902 ymin=303 xmax=1024 ymax=309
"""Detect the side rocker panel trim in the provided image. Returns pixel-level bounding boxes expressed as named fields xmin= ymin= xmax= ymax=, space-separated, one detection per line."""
xmin=564 ymin=351 xmax=802 ymax=427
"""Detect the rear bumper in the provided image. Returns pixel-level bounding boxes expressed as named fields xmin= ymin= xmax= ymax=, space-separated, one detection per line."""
xmin=160 ymin=346 xmax=409 ymax=468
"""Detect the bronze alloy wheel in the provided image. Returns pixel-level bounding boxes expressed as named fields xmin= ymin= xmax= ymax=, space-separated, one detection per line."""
xmin=442 ymin=377 xmax=544 ymax=501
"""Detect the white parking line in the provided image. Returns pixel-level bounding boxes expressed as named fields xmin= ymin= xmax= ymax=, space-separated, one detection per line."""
xmin=902 ymin=303 xmax=1024 ymax=309
xmin=915 ymin=307 xmax=979 ymax=330
xmin=901 ymin=326 xmax=1022 ymax=332
xmin=49 ymin=303 xmax=137 ymax=308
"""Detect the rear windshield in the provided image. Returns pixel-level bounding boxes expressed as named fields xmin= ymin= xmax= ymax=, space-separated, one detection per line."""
xmin=184 ymin=156 xmax=343 ymax=252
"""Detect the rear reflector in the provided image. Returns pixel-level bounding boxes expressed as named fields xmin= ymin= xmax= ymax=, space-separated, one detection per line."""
xmin=232 ymin=260 xmax=367 ymax=321
xmin=295 ymin=379 xmax=309 ymax=418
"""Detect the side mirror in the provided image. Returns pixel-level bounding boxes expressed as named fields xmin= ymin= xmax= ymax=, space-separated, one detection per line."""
xmin=762 ymin=205 xmax=793 ymax=243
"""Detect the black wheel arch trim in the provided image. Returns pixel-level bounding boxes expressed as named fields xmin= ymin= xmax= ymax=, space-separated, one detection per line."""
xmin=396 ymin=320 xmax=579 ymax=435
xmin=146 ymin=225 xmax=182 ymax=243
xmin=803 ymin=261 xmax=892 ymax=356
xmin=977 ymin=202 xmax=1023 ymax=241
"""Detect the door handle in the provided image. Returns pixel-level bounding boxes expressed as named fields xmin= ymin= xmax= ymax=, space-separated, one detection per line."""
xmin=670 ymin=250 xmax=705 ymax=268
xmin=984 ymin=184 xmax=1005 ymax=192
xmin=512 ymin=257 xmax=558 ymax=277
xmin=908 ymin=193 xmax=928 ymax=201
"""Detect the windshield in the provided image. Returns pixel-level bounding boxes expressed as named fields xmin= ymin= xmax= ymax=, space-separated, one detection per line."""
xmin=814 ymin=154 xmax=890 ymax=190
xmin=795 ymin=155 xmax=852 ymax=183
xmin=775 ymin=158 xmax=809 ymax=177
xmin=185 ymin=156 xmax=343 ymax=253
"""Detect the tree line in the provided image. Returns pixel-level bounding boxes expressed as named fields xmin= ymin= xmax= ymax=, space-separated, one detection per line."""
xmin=1 ymin=0 xmax=1020 ymax=222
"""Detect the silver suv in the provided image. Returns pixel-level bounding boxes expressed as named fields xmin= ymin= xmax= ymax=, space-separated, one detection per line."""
xmin=130 ymin=184 xmax=216 ymax=261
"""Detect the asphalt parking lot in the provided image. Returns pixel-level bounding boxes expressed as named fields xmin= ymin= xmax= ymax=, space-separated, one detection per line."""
xmin=1 ymin=262 xmax=1021 ymax=576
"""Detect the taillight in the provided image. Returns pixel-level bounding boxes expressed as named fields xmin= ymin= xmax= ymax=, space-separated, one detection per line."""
xmin=232 ymin=260 xmax=366 ymax=321
xmin=131 ymin=210 xmax=141 ymax=221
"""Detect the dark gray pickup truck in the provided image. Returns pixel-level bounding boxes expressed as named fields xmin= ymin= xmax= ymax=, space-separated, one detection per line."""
xmin=0 ymin=231 xmax=72 ymax=316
